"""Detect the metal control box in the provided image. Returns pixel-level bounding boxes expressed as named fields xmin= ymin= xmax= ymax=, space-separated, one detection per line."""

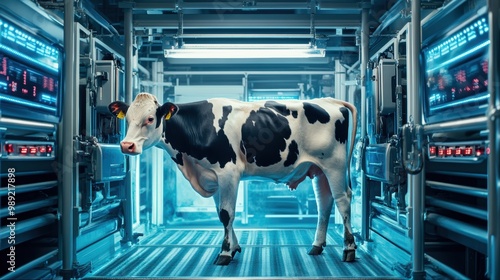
xmin=377 ymin=59 xmax=397 ymax=115
xmin=364 ymin=143 xmax=398 ymax=185
xmin=93 ymin=143 xmax=126 ymax=182
xmin=95 ymin=60 xmax=124 ymax=113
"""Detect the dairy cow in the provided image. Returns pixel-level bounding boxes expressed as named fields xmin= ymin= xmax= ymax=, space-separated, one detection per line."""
xmin=109 ymin=92 xmax=358 ymax=265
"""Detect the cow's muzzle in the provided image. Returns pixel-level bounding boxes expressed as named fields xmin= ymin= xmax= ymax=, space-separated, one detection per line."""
xmin=120 ymin=141 xmax=140 ymax=155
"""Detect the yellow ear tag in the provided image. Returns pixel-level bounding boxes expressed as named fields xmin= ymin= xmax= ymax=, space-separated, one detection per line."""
xmin=117 ymin=111 xmax=126 ymax=119
xmin=165 ymin=112 xmax=172 ymax=120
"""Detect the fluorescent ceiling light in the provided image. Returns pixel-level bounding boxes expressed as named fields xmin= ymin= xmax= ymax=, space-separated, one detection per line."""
xmin=164 ymin=43 xmax=326 ymax=58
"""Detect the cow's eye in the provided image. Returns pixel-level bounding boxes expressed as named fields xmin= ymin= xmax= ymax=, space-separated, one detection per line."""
xmin=148 ymin=117 xmax=154 ymax=123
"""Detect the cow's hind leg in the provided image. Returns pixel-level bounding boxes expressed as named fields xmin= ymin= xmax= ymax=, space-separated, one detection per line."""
xmin=212 ymin=180 xmax=241 ymax=265
xmin=309 ymin=166 xmax=333 ymax=255
xmin=324 ymin=168 xmax=357 ymax=262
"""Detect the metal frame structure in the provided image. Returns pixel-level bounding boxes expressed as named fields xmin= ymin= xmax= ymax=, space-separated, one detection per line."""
xmin=487 ymin=0 xmax=500 ymax=279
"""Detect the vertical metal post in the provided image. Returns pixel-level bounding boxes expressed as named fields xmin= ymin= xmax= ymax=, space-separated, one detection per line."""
xmin=360 ymin=5 xmax=370 ymax=240
xmin=409 ymin=0 xmax=425 ymax=278
xmin=242 ymin=74 xmax=249 ymax=224
xmin=151 ymin=61 xmax=164 ymax=226
xmin=123 ymin=6 xmax=134 ymax=243
xmin=487 ymin=0 xmax=500 ymax=279
xmin=335 ymin=59 xmax=346 ymax=101
xmin=62 ymin=0 xmax=77 ymax=276
xmin=405 ymin=23 xmax=413 ymax=235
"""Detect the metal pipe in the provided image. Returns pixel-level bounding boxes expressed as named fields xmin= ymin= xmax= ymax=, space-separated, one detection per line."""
xmin=0 ymin=197 xmax=57 ymax=218
xmin=0 ymin=117 xmax=56 ymax=133
xmin=0 ymin=214 xmax=57 ymax=241
xmin=409 ymin=0 xmax=425 ymax=277
xmin=423 ymin=116 xmax=488 ymax=134
xmin=0 ymin=181 xmax=57 ymax=196
xmin=371 ymin=201 xmax=408 ymax=226
xmin=371 ymin=216 xmax=411 ymax=253
xmin=425 ymin=254 xmax=468 ymax=280
xmin=62 ymin=0 xmax=76 ymax=275
xmin=131 ymin=1 xmax=360 ymax=11
xmin=426 ymin=197 xmax=487 ymax=220
xmin=335 ymin=59 xmax=346 ymax=100
xmin=426 ymin=213 xmax=487 ymax=254
xmin=163 ymin=70 xmax=336 ymax=75
xmin=81 ymin=0 xmax=120 ymax=36
xmin=123 ymin=6 xmax=134 ymax=244
xmin=426 ymin=180 xmax=488 ymax=198
xmin=372 ymin=0 xmax=407 ymax=37
xmin=0 ymin=249 xmax=59 ymax=280
xmin=487 ymin=0 xmax=500 ymax=278
xmin=360 ymin=6 xmax=370 ymax=241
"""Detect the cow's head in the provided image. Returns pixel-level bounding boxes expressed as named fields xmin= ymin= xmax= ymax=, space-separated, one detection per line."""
xmin=108 ymin=93 xmax=178 ymax=155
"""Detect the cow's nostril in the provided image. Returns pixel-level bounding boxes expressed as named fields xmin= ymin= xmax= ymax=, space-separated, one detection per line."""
xmin=128 ymin=143 xmax=135 ymax=150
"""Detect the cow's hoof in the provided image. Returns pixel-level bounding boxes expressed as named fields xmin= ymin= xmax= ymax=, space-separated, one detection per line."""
xmin=308 ymin=245 xmax=324 ymax=255
xmin=214 ymin=255 xmax=232 ymax=266
xmin=342 ymin=249 xmax=356 ymax=262
xmin=232 ymin=246 xmax=242 ymax=258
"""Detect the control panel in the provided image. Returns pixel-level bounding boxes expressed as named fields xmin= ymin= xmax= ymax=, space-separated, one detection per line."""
xmin=1 ymin=140 xmax=55 ymax=159
xmin=427 ymin=140 xmax=489 ymax=162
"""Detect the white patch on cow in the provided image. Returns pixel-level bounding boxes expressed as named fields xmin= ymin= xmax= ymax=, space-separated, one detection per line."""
xmin=121 ymin=93 xmax=164 ymax=154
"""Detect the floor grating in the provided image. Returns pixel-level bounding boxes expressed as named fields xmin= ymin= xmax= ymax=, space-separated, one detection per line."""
xmin=84 ymin=228 xmax=404 ymax=279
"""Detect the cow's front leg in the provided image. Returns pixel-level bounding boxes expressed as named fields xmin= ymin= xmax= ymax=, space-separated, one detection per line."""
xmin=213 ymin=183 xmax=241 ymax=265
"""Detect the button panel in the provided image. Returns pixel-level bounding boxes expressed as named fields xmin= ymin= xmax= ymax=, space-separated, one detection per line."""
xmin=1 ymin=140 xmax=55 ymax=159
xmin=428 ymin=141 xmax=489 ymax=162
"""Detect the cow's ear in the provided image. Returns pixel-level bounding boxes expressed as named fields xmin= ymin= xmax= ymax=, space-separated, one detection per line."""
xmin=108 ymin=101 xmax=129 ymax=119
xmin=158 ymin=102 xmax=178 ymax=121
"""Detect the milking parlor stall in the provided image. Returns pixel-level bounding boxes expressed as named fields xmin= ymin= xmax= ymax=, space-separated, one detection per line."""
xmin=0 ymin=0 xmax=499 ymax=279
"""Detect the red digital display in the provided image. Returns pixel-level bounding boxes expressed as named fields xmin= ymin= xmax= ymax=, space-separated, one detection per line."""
xmin=19 ymin=146 xmax=28 ymax=155
xmin=0 ymin=54 xmax=59 ymax=110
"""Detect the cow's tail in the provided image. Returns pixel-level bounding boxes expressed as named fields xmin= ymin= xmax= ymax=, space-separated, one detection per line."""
xmin=341 ymin=100 xmax=358 ymax=190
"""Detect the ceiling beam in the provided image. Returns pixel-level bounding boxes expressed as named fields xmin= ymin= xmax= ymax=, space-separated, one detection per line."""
xmin=133 ymin=14 xmax=361 ymax=29
xmin=124 ymin=0 xmax=363 ymax=11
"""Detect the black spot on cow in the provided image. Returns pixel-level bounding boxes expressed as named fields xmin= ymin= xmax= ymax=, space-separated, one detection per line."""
xmin=219 ymin=105 xmax=232 ymax=129
xmin=219 ymin=209 xmax=230 ymax=227
xmin=241 ymin=107 xmax=291 ymax=167
xmin=335 ymin=107 xmax=349 ymax=144
xmin=163 ymin=101 xmax=236 ymax=168
xmin=219 ymin=209 xmax=231 ymax=252
xmin=265 ymin=101 xmax=290 ymax=116
xmin=284 ymin=140 xmax=299 ymax=167
xmin=172 ymin=152 xmax=183 ymax=166
xmin=303 ymin=102 xmax=330 ymax=124
xmin=292 ymin=111 xmax=298 ymax=118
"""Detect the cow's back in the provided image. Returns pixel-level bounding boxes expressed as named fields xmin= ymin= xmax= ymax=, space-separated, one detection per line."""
xmin=205 ymin=98 xmax=353 ymax=180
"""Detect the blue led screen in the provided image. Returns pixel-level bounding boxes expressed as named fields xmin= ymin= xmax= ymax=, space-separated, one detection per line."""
xmin=0 ymin=15 xmax=62 ymax=123
xmin=423 ymin=16 xmax=490 ymax=123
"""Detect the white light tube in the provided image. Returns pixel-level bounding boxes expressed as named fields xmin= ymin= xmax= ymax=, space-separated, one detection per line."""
xmin=164 ymin=44 xmax=326 ymax=59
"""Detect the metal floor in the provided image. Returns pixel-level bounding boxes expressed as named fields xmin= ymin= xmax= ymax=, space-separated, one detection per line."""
xmin=84 ymin=228 xmax=404 ymax=279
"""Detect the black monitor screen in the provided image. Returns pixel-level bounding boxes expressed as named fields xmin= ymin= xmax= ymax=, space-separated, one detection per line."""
xmin=423 ymin=15 xmax=489 ymax=124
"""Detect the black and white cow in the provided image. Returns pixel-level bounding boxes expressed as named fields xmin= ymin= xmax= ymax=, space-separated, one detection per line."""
xmin=109 ymin=92 xmax=358 ymax=265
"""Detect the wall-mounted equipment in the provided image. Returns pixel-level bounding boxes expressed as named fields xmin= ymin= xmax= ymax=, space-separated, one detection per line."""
xmin=0 ymin=15 xmax=62 ymax=123
xmin=422 ymin=15 xmax=489 ymax=124
xmin=95 ymin=60 xmax=124 ymax=113
xmin=376 ymin=59 xmax=397 ymax=115
xmin=364 ymin=143 xmax=398 ymax=185
xmin=93 ymin=143 xmax=126 ymax=182
xmin=1 ymin=140 xmax=54 ymax=159
xmin=427 ymin=140 xmax=489 ymax=163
